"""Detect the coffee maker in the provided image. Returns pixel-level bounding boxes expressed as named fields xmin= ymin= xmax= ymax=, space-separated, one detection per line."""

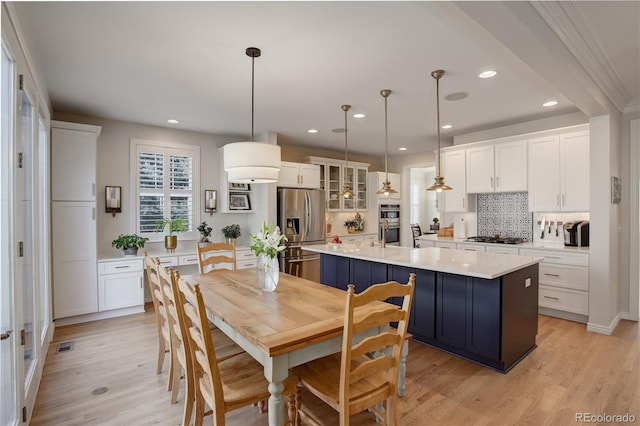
xmin=563 ymin=221 xmax=589 ymax=247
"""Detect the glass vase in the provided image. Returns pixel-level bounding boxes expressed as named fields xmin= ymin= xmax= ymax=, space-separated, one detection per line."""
xmin=257 ymin=254 xmax=279 ymax=292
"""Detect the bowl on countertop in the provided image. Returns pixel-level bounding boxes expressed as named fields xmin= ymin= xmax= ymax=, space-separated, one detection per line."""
xmin=329 ymin=243 xmax=342 ymax=250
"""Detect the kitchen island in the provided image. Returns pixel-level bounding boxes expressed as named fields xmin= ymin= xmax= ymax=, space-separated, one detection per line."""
xmin=304 ymin=243 xmax=542 ymax=372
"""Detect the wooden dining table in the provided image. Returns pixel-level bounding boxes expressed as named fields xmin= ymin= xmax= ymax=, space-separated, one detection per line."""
xmin=181 ymin=268 xmax=408 ymax=426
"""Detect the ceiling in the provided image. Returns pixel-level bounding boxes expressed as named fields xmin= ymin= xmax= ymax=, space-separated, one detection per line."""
xmin=9 ymin=1 xmax=640 ymax=157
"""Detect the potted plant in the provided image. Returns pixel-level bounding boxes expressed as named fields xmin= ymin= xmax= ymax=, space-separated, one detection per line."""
xmin=344 ymin=219 xmax=358 ymax=234
xmin=430 ymin=217 xmax=440 ymax=231
xmin=197 ymin=221 xmax=213 ymax=245
xmin=221 ymin=224 xmax=241 ymax=244
xmin=155 ymin=217 xmax=188 ymax=252
xmin=111 ymin=234 xmax=149 ymax=256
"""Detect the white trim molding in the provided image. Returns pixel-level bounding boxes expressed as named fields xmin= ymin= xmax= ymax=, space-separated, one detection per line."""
xmin=587 ymin=314 xmax=621 ymax=335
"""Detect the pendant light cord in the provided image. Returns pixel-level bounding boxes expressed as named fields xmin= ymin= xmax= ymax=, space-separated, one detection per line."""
xmin=435 ymin=73 xmax=441 ymax=177
xmin=344 ymin=108 xmax=349 ymax=167
xmin=384 ymin=94 xmax=389 ymax=182
xmin=251 ymin=54 xmax=255 ymax=142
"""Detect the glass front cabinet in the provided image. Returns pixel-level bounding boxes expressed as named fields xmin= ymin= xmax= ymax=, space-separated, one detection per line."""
xmin=304 ymin=156 xmax=369 ymax=212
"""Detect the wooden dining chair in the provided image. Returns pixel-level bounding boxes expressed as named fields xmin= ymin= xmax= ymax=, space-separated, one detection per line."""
xmin=196 ymin=242 xmax=237 ymax=274
xmin=143 ymin=253 xmax=174 ymax=387
xmin=158 ymin=265 xmax=245 ymax=425
xmin=292 ymin=274 xmax=416 ymax=426
xmin=177 ymin=276 xmax=300 ymax=426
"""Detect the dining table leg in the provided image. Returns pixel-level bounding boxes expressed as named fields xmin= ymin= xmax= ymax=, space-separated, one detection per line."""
xmin=265 ymin=356 xmax=288 ymax=426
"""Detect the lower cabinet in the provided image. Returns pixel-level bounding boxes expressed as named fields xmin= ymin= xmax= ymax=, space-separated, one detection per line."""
xmin=97 ymin=259 xmax=144 ymax=311
xmin=319 ymin=254 xmax=538 ymax=372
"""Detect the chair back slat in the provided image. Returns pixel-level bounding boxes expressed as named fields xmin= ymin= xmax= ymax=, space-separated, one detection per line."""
xmin=350 ymin=355 xmax=397 ymax=383
xmin=196 ymin=242 xmax=237 ymax=274
xmin=351 ymin=332 xmax=400 ymax=359
xmin=353 ymin=281 xmax=412 ymax=307
xmin=352 ymin=309 xmax=404 ymax=335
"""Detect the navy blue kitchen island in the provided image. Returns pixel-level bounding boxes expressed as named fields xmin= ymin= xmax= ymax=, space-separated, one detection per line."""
xmin=305 ymin=243 xmax=541 ymax=373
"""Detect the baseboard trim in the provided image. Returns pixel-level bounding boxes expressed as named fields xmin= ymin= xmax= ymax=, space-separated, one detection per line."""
xmin=587 ymin=313 xmax=621 ymax=335
xmin=54 ymin=306 xmax=145 ymax=327
xmin=539 ymin=307 xmax=587 ymax=324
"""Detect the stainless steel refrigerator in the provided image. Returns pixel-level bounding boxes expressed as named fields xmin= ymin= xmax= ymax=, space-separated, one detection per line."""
xmin=277 ymin=188 xmax=326 ymax=282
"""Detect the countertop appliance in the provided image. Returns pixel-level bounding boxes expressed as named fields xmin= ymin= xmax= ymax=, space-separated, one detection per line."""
xmin=563 ymin=221 xmax=589 ymax=247
xmin=277 ymin=188 xmax=326 ymax=282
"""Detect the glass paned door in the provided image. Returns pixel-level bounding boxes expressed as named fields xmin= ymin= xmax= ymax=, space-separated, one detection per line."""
xmin=19 ymin=82 xmax=36 ymax=388
xmin=327 ymin=164 xmax=341 ymax=211
xmin=343 ymin=166 xmax=355 ymax=210
xmin=356 ymin=167 xmax=367 ymax=210
xmin=1 ymin=42 xmax=17 ymax=426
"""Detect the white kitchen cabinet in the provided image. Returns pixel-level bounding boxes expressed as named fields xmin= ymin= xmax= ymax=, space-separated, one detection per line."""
xmin=528 ymin=130 xmax=589 ymax=212
xmin=52 ymin=202 xmax=98 ymax=319
xmin=485 ymin=245 xmax=519 ymax=255
xmin=278 ymin=161 xmax=321 ymax=189
xmin=51 ymin=122 xmax=101 ymax=202
xmin=51 ymin=121 xmax=102 ymax=320
xmin=97 ymin=259 xmax=144 ymax=311
xmin=369 ymin=171 xmax=401 ymax=201
xmin=520 ymin=248 xmax=589 ymax=319
xmin=434 ymin=241 xmax=456 ymax=249
xmin=466 ymin=141 xmax=527 ymax=193
xmin=236 ymin=247 xmax=258 ymax=269
xmin=456 ymin=243 xmax=485 ymax=252
xmin=304 ymin=156 xmax=370 ymax=212
xmin=437 ymin=149 xmax=473 ymax=212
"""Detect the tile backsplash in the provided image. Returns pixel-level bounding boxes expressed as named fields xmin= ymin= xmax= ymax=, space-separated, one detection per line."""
xmin=477 ymin=192 xmax=532 ymax=240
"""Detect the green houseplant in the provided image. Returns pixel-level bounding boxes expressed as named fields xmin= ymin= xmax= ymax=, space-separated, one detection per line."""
xmin=221 ymin=224 xmax=241 ymax=244
xmin=197 ymin=221 xmax=213 ymax=244
xmin=344 ymin=219 xmax=358 ymax=234
xmin=156 ymin=217 xmax=188 ymax=252
xmin=111 ymin=234 xmax=149 ymax=256
xmin=431 ymin=217 xmax=440 ymax=231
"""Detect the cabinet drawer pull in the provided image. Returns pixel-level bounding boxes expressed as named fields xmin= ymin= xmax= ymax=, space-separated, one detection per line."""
xmin=543 ymin=273 xmax=560 ymax=277
xmin=543 ymin=295 xmax=560 ymax=301
xmin=184 ymin=258 xmax=197 ymax=262
xmin=464 ymin=248 xmax=477 ymax=251
xmin=159 ymin=260 xmax=173 ymax=264
xmin=544 ymin=256 xmax=560 ymax=259
xmin=115 ymin=266 xmax=130 ymax=269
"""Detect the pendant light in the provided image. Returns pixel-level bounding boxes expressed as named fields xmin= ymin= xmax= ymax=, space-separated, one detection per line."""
xmin=376 ymin=89 xmax=397 ymax=196
xmin=338 ymin=104 xmax=354 ymax=199
xmin=427 ymin=69 xmax=452 ymax=192
xmin=223 ymin=47 xmax=281 ymax=183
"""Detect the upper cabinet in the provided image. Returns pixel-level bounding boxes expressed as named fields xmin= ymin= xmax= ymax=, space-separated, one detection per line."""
xmin=466 ymin=140 xmax=527 ymax=193
xmin=369 ymin=171 xmax=401 ymax=201
xmin=278 ymin=161 xmax=321 ymax=189
xmin=437 ymin=149 xmax=473 ymax=212
xmin=51 ymin=121 xmax=102 ymax=201
xmin=304 ymin=156 xmax=369 ymax=211
xmin=528 ymin=130 xmax=589 ymax=212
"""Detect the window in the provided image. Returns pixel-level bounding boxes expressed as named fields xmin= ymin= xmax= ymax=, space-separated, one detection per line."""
xmin=131 ymin=139 xmax=200 ymax=240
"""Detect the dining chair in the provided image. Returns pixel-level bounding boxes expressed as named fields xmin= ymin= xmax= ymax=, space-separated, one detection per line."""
xmin=158 ymin=265 xmax=245 ymax=425
xmin=292 ymin=274 xmax=416 ymax=426
xmin=143 ymin=253 xmax=174 ymax=388
xmin=410 ymin=223 xmax=422 ymax=248
xmin=177 ymin=276 xmax=300 ymax=426
xmin=196 ymin=242 xmax=237 ymax=274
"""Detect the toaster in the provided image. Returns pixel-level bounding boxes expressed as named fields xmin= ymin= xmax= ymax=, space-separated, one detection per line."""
xmin=563 ymin=221 xmax=589 ymax=247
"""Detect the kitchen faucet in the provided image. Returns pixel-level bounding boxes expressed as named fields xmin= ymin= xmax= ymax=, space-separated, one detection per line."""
xmin=380 ymin=218 xmax=389 ymax=248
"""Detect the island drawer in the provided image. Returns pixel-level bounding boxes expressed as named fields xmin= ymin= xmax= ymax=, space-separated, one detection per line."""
xmin=485 ymin=245 xmax=519 ymax=255
xmin=98 ymin=259 xmax=143 ymax=274
xmin=179 ymin=255 xmax=200 ymax=265
xmin=156 ymin=256 xmax=179 ymax=267
xmin=519 ymin=249 xmax=589 ymax=266
xmin=539 ymin=264 xmax=588 ymax=291
xmin=456 ymin=243 xmax=485 ymax=252
xmin=539 ymin=285 xmax=588 ymax=315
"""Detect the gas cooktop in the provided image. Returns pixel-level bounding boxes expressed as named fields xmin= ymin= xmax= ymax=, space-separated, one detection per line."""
xmin=466 ymin=236 xmax=525 ymax=245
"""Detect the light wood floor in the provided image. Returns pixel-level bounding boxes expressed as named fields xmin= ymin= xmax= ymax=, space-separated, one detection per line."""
xmin=31 ymin=305 xmax=639 ymax=425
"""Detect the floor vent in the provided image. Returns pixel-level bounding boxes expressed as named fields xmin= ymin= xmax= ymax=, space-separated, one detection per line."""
xmin=55 ymin=341 xmax=74 ymax=353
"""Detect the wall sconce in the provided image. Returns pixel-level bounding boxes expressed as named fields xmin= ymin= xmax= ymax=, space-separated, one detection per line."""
xmin=105 ymin=186 xmax=121 ymax=217
xmin=204 ymin=189 xmax=217 ymax=215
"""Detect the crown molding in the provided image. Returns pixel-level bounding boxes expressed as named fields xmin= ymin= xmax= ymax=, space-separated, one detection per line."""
xmin=530 ymin=1 xmax=629 ymax=113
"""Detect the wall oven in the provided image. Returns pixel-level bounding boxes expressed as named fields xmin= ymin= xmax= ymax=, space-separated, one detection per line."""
xmin=379 ymin=204 xmax=400 ymax=245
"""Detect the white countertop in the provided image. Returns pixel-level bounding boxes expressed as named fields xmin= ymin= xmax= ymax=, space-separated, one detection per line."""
xmin=304 ymin=242 xmax=542 ymax=280
xmin=99 ymin=243 xmax=250 ymax=261
xmin=416 ymin=234 xmax=590 ymax=253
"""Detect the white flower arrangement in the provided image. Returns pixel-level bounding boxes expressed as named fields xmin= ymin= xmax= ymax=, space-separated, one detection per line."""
xmin=249 ymin=221 xmax=288 ymax=259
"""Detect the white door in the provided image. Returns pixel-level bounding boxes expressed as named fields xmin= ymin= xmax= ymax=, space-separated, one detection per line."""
xmin=1 ymin=42 xmax=18 ymax=426
xmin=561 ymin=131 xmax=590 ymax=211
xmin=442 ymin=150 xmax=467 ymax=211
xmin=466 ymin=145 xmax=494 ymax=193
xmin=495 ymin=140 xmax=528 ymax=192
xmin=528 ymin=136 xmax=561 ymax=211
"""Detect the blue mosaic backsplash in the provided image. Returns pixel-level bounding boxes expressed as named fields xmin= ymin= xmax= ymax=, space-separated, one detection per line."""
xmin=477 ymin=192 xmax=532 ymax=240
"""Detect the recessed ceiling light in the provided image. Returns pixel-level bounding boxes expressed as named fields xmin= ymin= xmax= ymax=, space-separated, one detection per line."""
xmin=353 ymin=113 xmax=365 ymax=119
xmin=307 ymin=129 xmax=318 ymax=134
xmin=441 ymin=124 xmax=453 ymax=129
xmin=445 ymin=92 xmax=468 ymax=101
xmin=167 ymin=119 xmax=180 ymax=124
xmin=478 ymin=70 xmax=498 ymax=79
xmin=398 ymin=147 xmax=407 ymax=151
xmin=542 ymin=100 xmax=558 ymax=107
